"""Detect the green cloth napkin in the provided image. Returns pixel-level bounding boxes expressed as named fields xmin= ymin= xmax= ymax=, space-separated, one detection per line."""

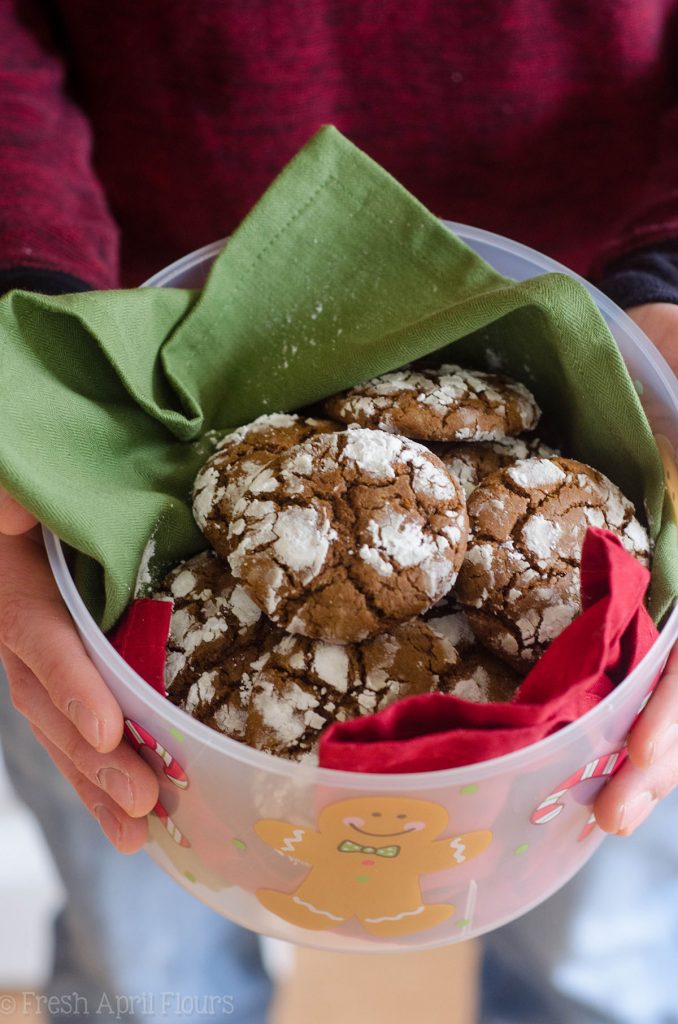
xmin=0 ymin=126 xmax=675 ymax=631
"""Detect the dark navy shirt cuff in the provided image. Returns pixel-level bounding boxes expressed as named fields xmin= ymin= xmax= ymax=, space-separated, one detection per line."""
xmin=0 ymin=267 xmax=92 ymax=297
xmin=599 ymin=241 xmax=678 ymax=310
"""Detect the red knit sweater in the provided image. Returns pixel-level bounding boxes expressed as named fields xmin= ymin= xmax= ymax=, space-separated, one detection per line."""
xmin=2 ymin=0 xmax=678 ymax=289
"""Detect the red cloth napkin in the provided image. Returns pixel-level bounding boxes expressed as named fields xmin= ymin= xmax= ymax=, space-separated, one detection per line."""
xmin=318 ymin=528 xmax=659 ymax=772
xmin=110 ymin=597 xmax=173 ymax=696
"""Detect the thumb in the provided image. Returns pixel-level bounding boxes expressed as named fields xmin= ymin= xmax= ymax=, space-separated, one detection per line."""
xmin=0 ymin=488 xmax=38 ymax=535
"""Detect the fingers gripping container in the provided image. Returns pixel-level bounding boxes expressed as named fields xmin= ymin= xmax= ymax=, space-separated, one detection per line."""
xmin=44 ymin=224 xmax=678 ymax=953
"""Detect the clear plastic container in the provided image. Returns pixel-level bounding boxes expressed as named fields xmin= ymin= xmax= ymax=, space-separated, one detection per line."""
xmin=44 ymin=223 xmax=678 ymax=953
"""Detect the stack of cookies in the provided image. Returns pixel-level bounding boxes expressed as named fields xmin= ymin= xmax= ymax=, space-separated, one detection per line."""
xmin=159 ymin=364 xmax=651 ymax=763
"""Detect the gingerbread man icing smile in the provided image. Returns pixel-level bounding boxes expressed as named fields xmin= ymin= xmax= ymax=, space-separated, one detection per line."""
xmin=255 ymin=795 xmax=492 ymax=937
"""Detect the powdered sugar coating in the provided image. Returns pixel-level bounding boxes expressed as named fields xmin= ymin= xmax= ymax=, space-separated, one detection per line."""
xmin=272 ymin=507 xmax=338 ymax=577
xmin=507 ymin=458 xmax=566 ymax=490
xmin=216 ymin=414 xmax=299 ymax=448
xmin=169 ymin=568 xmax=199 ymax=600
xmin=227 ymin=428 xmax=469 ymax=643
xmin=313 ymin=644 xmax=351 ymax=691
xmin=521 ymin=515 xmax=563 ymax=568
xmin=193 ymin=466 xmax=223 ymax=530
xmin=324 ymin=364 xmax=540 ymax=441
xmin=364 ymin=510 xmax=452 ymax=594
xmin=229 ymin=583 xmax=262 ymax=628
xmin=192 ymin=413 xmax=339 ymax=556
xmin=342 ymin=428 xmax=403 ymax=478
xmin=184 ymin=671 xmax=217 ymax=714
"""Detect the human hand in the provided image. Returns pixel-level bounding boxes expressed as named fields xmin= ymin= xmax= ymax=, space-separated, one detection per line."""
xmin=0 ymin=491 xmax=159 ymax=852
xmin=595 ymin=301 xmax=678 ymax=836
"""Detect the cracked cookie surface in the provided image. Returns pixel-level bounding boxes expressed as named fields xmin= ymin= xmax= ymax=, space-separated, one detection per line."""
xmin=192 ymin=413 xmax=339 ymax=556
xmin=323 ymin=364 xmax=540 ymax=441
xmin=245 ymin=619 xmax=460 ymax=762
xmin=455 ymin=457 xmax=651 ymax=670
xmin=425 ymin=601 xmax=523 ymax=701
xmin=227 ymin=427 xmax=469 ymax=643
xmin=431 ymin=436 xmax=559 ymax=498
xmin=158 ymin=550 xmax=282 ymax=741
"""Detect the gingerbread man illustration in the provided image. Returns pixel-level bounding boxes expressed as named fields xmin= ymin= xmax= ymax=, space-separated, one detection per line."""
xmin=255 ymin=795 xmax=492 ymax=937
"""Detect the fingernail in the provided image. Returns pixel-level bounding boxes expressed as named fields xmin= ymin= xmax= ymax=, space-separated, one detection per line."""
xmin=649 ymin=724 xmax=678 ymax=764
xmin=618 ymin=790 xmax=655 ymax=834
xmin=67 ymin=700 xmax=103 ymax=748
xmin=94 ymin=803 xmax=121 ymax=845
xmin=96 ymin=767 xmax=133 ymax=812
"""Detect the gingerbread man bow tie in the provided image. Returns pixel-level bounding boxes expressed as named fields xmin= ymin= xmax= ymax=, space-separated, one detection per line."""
xmin=337 ymin=839 xmax=400 ymax=857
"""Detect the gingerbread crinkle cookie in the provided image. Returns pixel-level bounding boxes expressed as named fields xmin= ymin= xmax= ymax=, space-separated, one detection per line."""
xmin=227 ymin=428 xmax=469 ymax=643
xmin=456 ymin=457 xmax=650 ymax=670
xmin=323 ymin=364 xmax=540 ymax=441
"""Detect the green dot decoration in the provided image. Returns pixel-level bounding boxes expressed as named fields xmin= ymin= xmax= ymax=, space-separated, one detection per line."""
xmin=460 ymin=784 xmax=478 ymax=795
xmin=184 ymin=871 xmax=197 ymax=883
xmin=455 ymin=918 xmax=471 ymax=928
xmin=514 ymin=843 xmax=529 ymax=856
xmin=169 ymin=726 xmax=186 ymax=743
xmin=355 ymin=875 xmax=370 ymax=883
xmin=231 ymin=838 xmax=247 ymax=851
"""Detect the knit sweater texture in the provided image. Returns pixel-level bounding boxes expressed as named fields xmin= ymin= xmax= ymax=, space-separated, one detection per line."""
xmin=2 ymin=1 xmax=678 ymax=290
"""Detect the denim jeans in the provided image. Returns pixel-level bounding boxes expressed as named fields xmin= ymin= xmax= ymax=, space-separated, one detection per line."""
xmin=481 ymin=787 xmax=678 ymax=1024
xmin=0 ymin=669 xmax=272 ymax=1023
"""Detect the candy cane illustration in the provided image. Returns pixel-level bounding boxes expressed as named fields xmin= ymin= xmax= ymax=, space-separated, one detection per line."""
xmin=153 ymin=800 xmax=191 ymax=848
xmin=531 ymin=749 xmax=626 ymax=841
xmin=123 ymin=719 xmax=191 ymax=847
xmin=124 ymin=719 xmax=188 ymax=788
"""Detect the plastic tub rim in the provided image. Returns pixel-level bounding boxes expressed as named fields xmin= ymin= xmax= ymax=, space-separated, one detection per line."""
xmin=43 ymin=220 xmax=678 ymax=788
